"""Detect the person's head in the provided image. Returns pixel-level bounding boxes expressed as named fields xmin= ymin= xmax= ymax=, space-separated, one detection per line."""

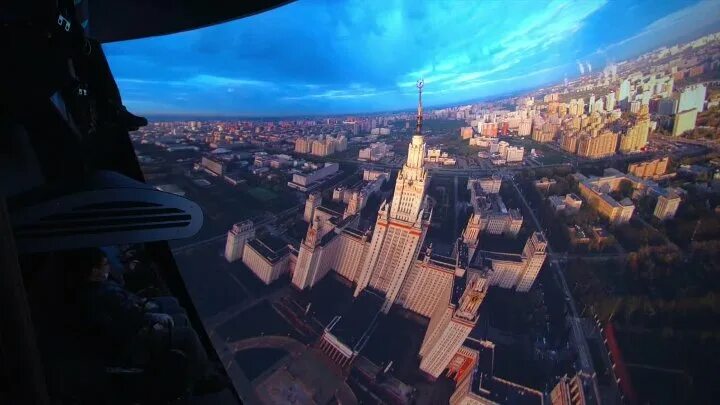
xmin=86 ymin=248 xmax=110 ymax=282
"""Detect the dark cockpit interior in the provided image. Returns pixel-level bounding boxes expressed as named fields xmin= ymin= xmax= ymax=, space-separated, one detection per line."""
xmin=1 ymin=1 xmax=291 ymax=403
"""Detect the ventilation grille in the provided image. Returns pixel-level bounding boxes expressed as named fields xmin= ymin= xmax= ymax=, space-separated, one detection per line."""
xmin=12 ymin=188 xmax=202 ymax=252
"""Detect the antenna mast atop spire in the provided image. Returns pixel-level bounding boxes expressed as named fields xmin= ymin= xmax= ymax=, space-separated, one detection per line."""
xmin=415 ymin=79 xmax=424 ymax=134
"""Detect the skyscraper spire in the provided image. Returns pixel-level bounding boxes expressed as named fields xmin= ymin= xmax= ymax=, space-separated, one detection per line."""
xmin=415 ymin=79 xmax=424 ymax=134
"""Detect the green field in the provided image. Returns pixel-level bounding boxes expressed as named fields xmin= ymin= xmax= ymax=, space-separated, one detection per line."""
xmin=508 ymin=137 xmax=570 ymax=164
xmin=248 ymin=187 xmax=278 ymax=202
xmin=422 ymin=118 xmax=465 ymax=133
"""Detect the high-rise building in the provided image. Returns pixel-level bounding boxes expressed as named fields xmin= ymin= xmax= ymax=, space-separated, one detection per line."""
xmin=568 ymin=99 xmax=579 ymax=116
xmin=560 ymin=132 xmax=579 ymax=153
xmin=678 ymin=84 xmax=706 ymax=113
xmin=517 ymin=119 xmax=532 ymax=136
xmin=577 ymin=130 xmax=618 ymax=158
xmin=619 ymin=79 xmax=631 ymax=102
xmin=657 ymin=97 xmax=678 ymax=115
xmin=224 ymin=220 xmax=255 ymax=262
xmin=479 ymin=121 xmax=498 ymax=137
xmin=294 ymin=137 xmax=311 ymax=153
xmin=295 ymin=135 xmax=347 ymax=156
xmin=654 ymin=193 xmax=681 ymax=220
xmin=354 ymin=81 xmax=433 ymax=313
xmin=605 ymin=91 xmax=616 ymax=111
xmin=672 ymin=108 xmax=698 ymax=136
xmin=460 ymin=127 xmax=474 ymax=140
xmin=303 ymin=191 xmax=322 ymax=223
xmin=578 ymin=98 xmax=586 ymax=115
xmin=619 ymin=106 xmax=650 ymax=153
xmin=419 ymin=271 xmax=488 ymax=378
xmin=335 ymin=135 xmax=348 ymax=152
xmin=593 ymin=98 xmax=604 ymax=113
xmin=531 ymin=126 xmax=554 ymax=143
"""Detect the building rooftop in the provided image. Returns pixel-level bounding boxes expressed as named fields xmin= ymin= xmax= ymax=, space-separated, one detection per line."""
xmin=462 ymin=340 xmax=543 ymax=405
xmin=417 ymin=251 xmax=457 ymax=269
xmin=567 ymin=193 xmax=582 ymax=202
xmin=316 ymin=204 xmax=343 ymax=218
xmin=247 ymin=235 xmax=289 ymax=264
xmin=483 ymin=251 xmax=524 ymax=263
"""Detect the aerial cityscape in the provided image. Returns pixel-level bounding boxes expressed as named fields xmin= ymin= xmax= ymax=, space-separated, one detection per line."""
xmin=119 ymin=10 xmax=720 ymax=405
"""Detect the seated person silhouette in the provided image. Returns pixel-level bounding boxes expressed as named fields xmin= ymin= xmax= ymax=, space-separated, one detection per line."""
xmin=79 ymin=248 xmax=225 ymax=394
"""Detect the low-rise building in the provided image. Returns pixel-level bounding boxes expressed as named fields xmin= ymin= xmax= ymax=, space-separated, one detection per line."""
xmin=534 ymin=177 xmax=557 ymax=192
xmin=628 ymin=157 xmax=670 ymax=179
xmin=242 ymin=235 xmax=291 ymax=285
xmin=288 ymin=162 xmax=339 ymax=192
xmin=550 ymin=193 xmax=583 ymax=214
xmin=449 ymin=340 xmax=544 ymax=405
xmin=578 ymin=168 xmax=681 ymax=224
xmin=466 ymin=177 xmax=523 ymax=237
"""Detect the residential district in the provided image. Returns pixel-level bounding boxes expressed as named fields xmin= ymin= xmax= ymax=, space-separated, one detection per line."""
xmin=130 ymin=32 xmax=720 ymax=404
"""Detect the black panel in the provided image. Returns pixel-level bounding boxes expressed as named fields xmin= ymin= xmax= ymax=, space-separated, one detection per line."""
xmin=90 ymin=0 xmax=293 ymax=43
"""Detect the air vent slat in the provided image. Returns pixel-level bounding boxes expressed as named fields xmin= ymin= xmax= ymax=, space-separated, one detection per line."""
xmin=75 ymin=201 xmax=162 ymax=210
xmin=16 ymin=221 xmax=191 ymax=238
xmin=42 ymin=208 xmax=185 ymax=221
xmin=17 ymin=215 xmax=192 ymax=231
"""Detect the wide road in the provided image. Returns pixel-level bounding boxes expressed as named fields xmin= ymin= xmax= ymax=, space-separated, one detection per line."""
xmin=506 ymin=175 xmax=594 ymax=374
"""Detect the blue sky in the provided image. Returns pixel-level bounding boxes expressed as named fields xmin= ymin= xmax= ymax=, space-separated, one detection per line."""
xmin=105 ymin=0 xmax=720 ymax=117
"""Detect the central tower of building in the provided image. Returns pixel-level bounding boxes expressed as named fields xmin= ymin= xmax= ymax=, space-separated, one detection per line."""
xmin=354 ymin=80 xmax=432 ymax=313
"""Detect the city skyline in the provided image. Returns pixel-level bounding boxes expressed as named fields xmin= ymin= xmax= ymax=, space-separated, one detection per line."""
xmin=125 ymin=26 xmax=720 ymax=402
xmin=106 ymin=0 xmax=720 ymax=116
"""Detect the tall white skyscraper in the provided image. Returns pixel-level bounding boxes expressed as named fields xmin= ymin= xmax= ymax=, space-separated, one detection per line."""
xmin=354 ymin=80 xmax=433 ymax=313
xmin=224 ymin=220 xmax=255 ymax=262
xmin=619 ymin=79 xmax=631 ymax=102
